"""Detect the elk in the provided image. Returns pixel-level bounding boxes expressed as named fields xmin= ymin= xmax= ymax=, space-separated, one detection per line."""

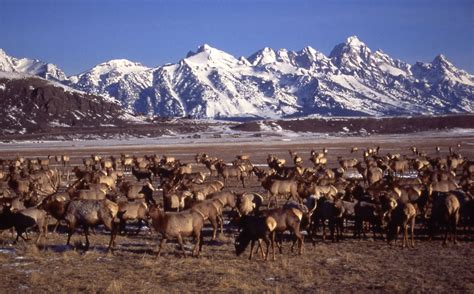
xmin=389 ymin=159 xmax=410 ymax=175
xmin=289 ymin=150 xmax=303 ymax=167
xmin=131 ymin=167 xmax=153 ymax=182
xmin=311 ymin=196 xmax=346 ymax=242
xmin=117 ymin=199 xmax=149 ymax=235
xmin=190 ymin=199 xmax=223 ymax=241
xmin=353 ymin=200 xmax=384 ymax=240
xmin=0 ymin=205 xmax=48 ymax=244
xmin=215 ymin=161 xmax=246 ymax=187
xmin=162 ymin=184 xmax=193 ymax=212
xmin=258 ymin=173 xmax=300 ymax=207
xmin=195 ymin=153 xmax=220 ymax=176
xmin=309 ymin=148 xmax=328 ymax=167
xmin=184 ymin=180 xmax=225 ymax=200
xmin=207 ymin=190 xmax=239 ymax=210
xmin=39 ymin=192 xmax=70 ymax=232
xmin=386 ymin=202 xmax=417 ymax=248
xmin=119 ymin=181 xmax=155 ymax=204
xmin=235 ymin=215 xmax=277 ymax=261
xmin=149 ymin=205 xmax=205 ymax=257
xmin=338 ymin=157 xmax=358 ymax=170
xmin=236 ymin=192 xmax=264 ymax=216
xmin=429 ymin=192 xmax=460 ymax=245
xmin=261 ymin=199 xmax=317 ymax=255
xmin=232 ymin=155 xmax=254 ymax=178
xmin=64 ymin=199 xmax=119 ymax=251
xmin=367 ymin=166 xmax=384 ymax=185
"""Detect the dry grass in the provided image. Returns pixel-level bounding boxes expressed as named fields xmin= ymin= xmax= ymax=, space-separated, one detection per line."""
xmin=106 ymin=279 xmax=124 ymax=294
xmin=0 ymin=134 xmax=473 ymax=292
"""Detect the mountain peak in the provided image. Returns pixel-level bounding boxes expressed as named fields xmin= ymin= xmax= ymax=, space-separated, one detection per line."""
xmin=97 ymin=59 xmax=142 ymax=67
xmin=432 ymin=54 xmax=450 ymax=66
xmin=248 ymin=47 xmax=277 ymax=66
xmin=301 ymin=46 xmax=317 ymax=54
xmin=346 ymin=35 xmax=366 ymax=48
xmin=197 ymin=43 xmax=214 ymax=53
xmin=80 ymin=59 xmax=148 ymax=76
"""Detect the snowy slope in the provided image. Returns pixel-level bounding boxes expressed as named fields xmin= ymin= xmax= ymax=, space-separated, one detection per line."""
xmin=1 ymin=36 xmax=473 ymax=118
xmin=68 ymin=59 xmax=153 ymax=111
xmin=0 ymin=49 xmax=67 ymax=81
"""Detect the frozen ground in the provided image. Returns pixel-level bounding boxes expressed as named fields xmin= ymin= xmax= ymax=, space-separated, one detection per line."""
xmin=1 ymin=128 xmax=473 ymax=152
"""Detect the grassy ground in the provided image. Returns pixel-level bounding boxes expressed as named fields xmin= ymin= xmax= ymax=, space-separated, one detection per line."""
xmin=0 ymin=231 xmax=473 ymax=292
xmin=0 ymin=133 xmax=473 ymax=292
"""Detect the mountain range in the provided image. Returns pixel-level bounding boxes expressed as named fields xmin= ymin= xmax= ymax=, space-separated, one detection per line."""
xmin=1 ymin=36 xmax=473 ymax=119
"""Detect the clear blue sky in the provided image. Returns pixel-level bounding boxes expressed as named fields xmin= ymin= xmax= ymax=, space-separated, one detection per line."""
xmin=1 ymin=0 xmax=473 ymax=75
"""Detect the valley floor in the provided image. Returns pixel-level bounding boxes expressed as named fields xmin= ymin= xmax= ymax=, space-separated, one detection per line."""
xmin=0 ymin=131 xmax=473 ymax=292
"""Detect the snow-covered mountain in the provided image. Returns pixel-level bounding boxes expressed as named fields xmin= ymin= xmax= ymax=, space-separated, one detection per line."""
xmin=68 ymin=59 xmax=153 ymax=112
xmin=0 ymin=49 xmax=67 ymax=81
xmin=1 ymin=37 xmax=473 ymax=118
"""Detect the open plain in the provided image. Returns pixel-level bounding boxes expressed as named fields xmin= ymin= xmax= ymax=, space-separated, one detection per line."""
xmin=0 ymin=132 xmax=473 ymax=293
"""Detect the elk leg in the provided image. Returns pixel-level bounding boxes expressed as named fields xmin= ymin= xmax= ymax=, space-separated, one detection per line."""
xmin=329 ymin=219 xmax=336 ymax=242
xmin=249 ymin=240 xmax=255 ymax=260
xmin=276 ymin=233 xmax=283 ymax=254
xmin=199 ymin=233 xmax=204 ymax=253
xmin=443 ymin=222 xmax=448 ymax=246
xmin=156 ymin=237 xmax=167 ymax=257
xmin=271 ymin=231 xmax=276 ymax=261
xmin=410 ymin=218 xmax=415 ymax=248
xmin=13 ymin=229 xmax=22 ymax=244
xmin=295 ymin=230 xmax=304 ymax=255
xmin=218 ymin=215 xmax=224 ymax=235
xmin=192 ymin=231 xmax=202 ymax=258
xmin=290 ymin=237 xmax=297 ymax=252
xmin=53 ymin=219 xmax=61 ymax=233
xmin=257 ymin=239 xmax=265 ymax=260
xmin=107 ymin=222 xmax=118 ymax=253
xmin=66 ymin=227 xmax=74 ymax=246
xmin=403 ymin=224 xmax=408 ymax=248
xmin=210 ymin=216 xmax=218 ymax=241
xmin=176 ymin=234 xmax=187 ymax=258
xmin=263 ymin=238 xmax=270 ymax=261
xmin=453 ymin=220 xmax=457 ymax=245
xmin=84 ymin=226 xmax=90 ymax=251
xmin=35 ymin=222 xmax=44 ymax=245
xmin=322 ymin=220 xmax=327 ymax=241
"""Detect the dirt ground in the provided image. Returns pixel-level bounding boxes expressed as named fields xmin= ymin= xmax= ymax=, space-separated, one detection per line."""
xmin=0 ymin=133 xmax=473 ymax=293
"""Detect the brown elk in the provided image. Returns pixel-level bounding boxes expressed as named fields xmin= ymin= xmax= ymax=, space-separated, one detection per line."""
xmin=257 ymin=173 xmax=300 ymax=207
xmin=261 ymin=199 xmax=317 ymax=256
xmin=184 ymin=180 xmax=225 ymax=200
xmin=386 ymin=202 xmax=417 ymax=248
xmin=190 ymin=199 xmax=223 ymax=241
xmin=215 ymin=160 xmax=246 ymax=187
xmin=195 ymin=153 xmax=220 ymax=176
xmin=149 ymin=205 xmax=205 ymax=257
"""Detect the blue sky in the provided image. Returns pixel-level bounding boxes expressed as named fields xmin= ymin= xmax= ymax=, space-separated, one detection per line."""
xmin=1 ymin=0 xmax=473 ymax=75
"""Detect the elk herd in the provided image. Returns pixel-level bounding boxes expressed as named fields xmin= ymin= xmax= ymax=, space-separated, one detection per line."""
xmin=0 ymin=144 xmax=472 ymax=261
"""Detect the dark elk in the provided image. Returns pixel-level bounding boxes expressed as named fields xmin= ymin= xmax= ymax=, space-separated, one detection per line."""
xmin=64 ymin=199 xmax=119 ymax=251
xmin=0 ymin=205 xmax=48 ymax=244
xmin=234 ymin=215 xmax=277 ymax=261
